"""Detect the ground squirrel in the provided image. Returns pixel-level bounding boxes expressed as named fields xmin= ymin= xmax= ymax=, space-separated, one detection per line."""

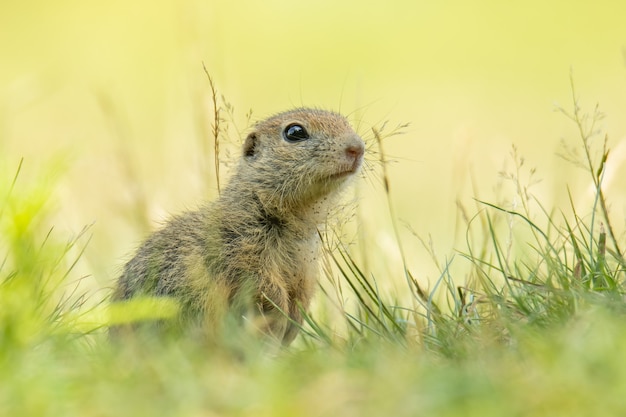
xmin=112 ymin=108 xmax=365 ymax=345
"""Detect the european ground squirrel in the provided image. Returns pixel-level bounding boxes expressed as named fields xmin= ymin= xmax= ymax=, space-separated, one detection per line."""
xmin=112 ymin=108 xmax=365 ymax=345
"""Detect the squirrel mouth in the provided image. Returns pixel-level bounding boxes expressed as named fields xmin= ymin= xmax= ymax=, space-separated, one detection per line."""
xmin=330 ymin=160 xmax=362 ymax=180
xmin=331 ymin=168 xmax=357 ymax=179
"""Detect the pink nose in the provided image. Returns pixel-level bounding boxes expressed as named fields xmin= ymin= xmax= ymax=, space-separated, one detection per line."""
xmin=345 ymin=142 xmax=365 ymax=160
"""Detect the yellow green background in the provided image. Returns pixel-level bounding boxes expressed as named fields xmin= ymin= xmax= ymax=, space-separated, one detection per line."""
xmin=2 ymin=0 xmax=625 ymax=290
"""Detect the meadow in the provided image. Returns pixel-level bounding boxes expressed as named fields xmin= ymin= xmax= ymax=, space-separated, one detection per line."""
xmin=2 ymin=79 xmax=626 ymax=416
xmin=2 ymin=1 xmax=626 ymax=415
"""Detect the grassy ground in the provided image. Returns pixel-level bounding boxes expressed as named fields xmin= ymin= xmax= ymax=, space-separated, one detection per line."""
xmin=1 ymin=85 xmax=625 ymax=416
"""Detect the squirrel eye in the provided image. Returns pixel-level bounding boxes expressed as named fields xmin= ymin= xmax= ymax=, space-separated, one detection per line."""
xmin=283 ymin=123 xmax=310 ymax=142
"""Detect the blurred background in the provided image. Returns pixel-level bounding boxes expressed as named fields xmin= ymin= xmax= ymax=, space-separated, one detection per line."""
xmin=1 ymin=0 xmax=625 ymax=296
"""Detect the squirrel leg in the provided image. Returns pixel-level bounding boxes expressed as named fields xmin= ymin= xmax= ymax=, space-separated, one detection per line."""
xmin=255 ymin=284 xmax=291 ymax=343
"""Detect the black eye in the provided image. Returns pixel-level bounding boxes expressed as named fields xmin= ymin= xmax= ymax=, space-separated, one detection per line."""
xmin=283 ymin=123 xmax=309 ymax=142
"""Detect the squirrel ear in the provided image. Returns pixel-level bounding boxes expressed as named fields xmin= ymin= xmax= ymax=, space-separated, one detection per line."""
xmin=243 ymin=132 xmax=258 ymax=158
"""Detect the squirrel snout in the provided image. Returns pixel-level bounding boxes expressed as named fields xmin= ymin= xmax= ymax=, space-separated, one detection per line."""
xmin=345 ymin=140 xmax=365 ymax=161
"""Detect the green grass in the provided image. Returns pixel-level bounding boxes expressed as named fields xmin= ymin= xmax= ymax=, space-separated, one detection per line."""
xmin=1 ymin=83 xmax=626 ymax=417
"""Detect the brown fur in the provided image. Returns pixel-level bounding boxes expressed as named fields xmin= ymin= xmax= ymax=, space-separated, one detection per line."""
xmin=112 ymin=108 xmax=365 ymax=345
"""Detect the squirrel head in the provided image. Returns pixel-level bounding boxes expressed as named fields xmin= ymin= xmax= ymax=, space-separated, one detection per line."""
xmin=236 ymin=108 xmax=365 ymax=214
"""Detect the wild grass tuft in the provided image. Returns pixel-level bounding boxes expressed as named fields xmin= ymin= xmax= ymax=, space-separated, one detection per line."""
xmin=298 ymin=78 xmax=626 ymax=364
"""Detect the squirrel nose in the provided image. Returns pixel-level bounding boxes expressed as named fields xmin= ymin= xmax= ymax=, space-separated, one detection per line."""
xmin=345 ymin=139 xmax=365 ymax=161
